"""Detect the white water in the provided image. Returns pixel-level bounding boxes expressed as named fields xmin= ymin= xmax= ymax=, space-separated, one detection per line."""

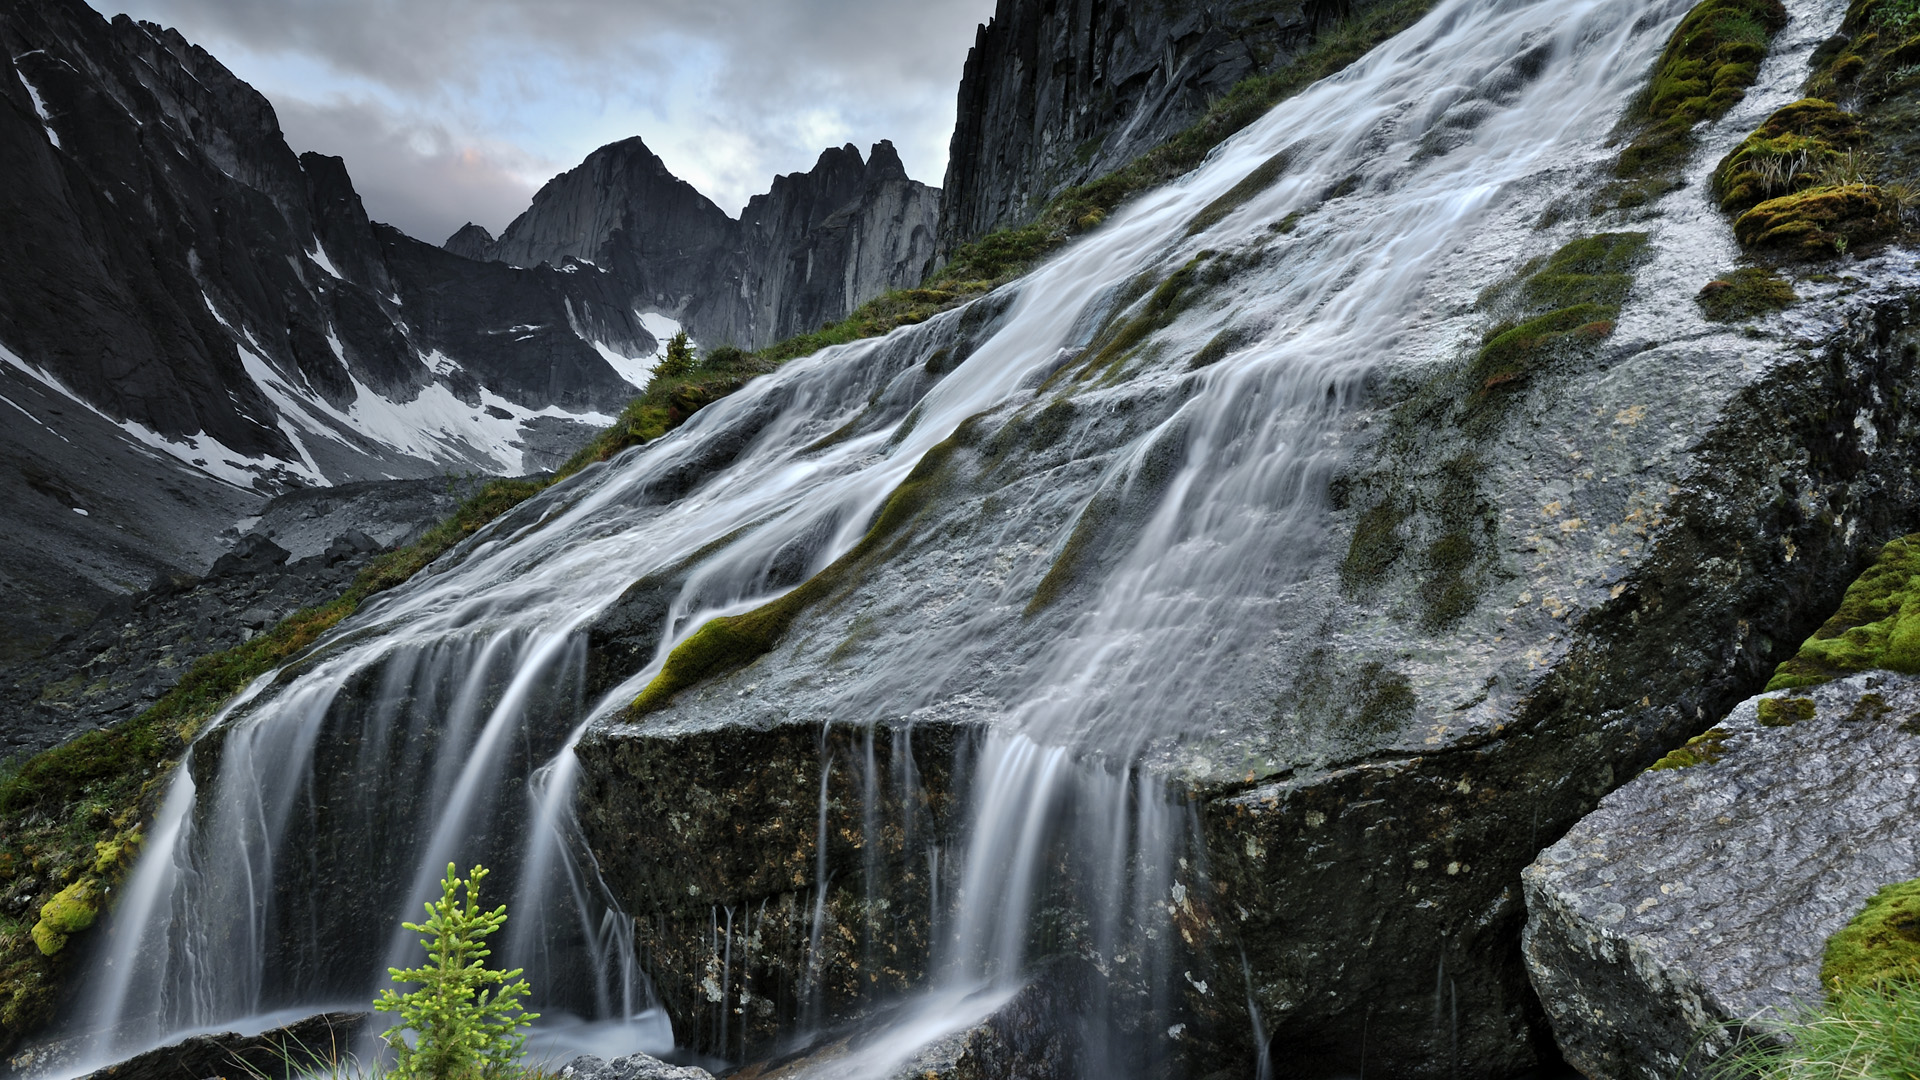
xmin=63 ymin=0 xmax=1743 ymax=1074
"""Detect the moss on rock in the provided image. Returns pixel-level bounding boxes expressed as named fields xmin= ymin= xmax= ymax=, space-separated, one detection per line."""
xmin=1757 ymin=695 xmax=1817 ymax=726
xmin=1647 ymin=727 xmax=1733 ymax=770
xmin=1714 ymin=98 xmax=1871 ymax=213
xmin=1733 ymin=182 xmax=1896 ymax=255
xmin=1695 ymin=267 xmax=1798 ymax=320
xmin=628 ymin=420 xmax=981 ymax=716
xmin=29 ymin=880 xmax=97 ymax=956
xmin=1822 ymin=877 xmax=1920 ymax=992
xmin=1767 ymin=534 xmax=1920 ymax=689
xmin=1470 ymin=233 xmax=1648 ymax=401
xmin=1611 ymin=0 xmax=1787 ymax=182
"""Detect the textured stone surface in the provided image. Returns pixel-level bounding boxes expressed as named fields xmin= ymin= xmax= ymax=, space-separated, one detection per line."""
xmin=10 ymin=1011 xmax=365 ymax=1080
xmin=467 ymin=138 xmax=939 ymax=350
xmin=576 ymin=718 xmax=968 ymax=1059
xmin=0 ymin=478 xmax=479 ymax=751
xmin=558 ymin=1052 xmax=714 ymax=1080
xmin=1521 ymin=673 xmax=1920 ymax=1080
xmin=938 ymin=0 xmax=1387 ymax=253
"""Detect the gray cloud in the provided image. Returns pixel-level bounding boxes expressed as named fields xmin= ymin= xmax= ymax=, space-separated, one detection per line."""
xmin=103 ymin=0 xmax=996 ymax=239
xmin=275 ymin=98 xmax=550 ymax=244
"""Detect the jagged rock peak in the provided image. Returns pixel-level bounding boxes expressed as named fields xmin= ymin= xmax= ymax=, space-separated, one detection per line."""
xmin=443 ymin=222 xmax=497 ymax=261
xmin=488 ymin=135 xmax=733 ymax=273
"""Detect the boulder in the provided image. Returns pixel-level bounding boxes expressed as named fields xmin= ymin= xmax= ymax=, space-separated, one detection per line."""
xmin=557 ymin=1052 xmax=714 ymax=1080
xmin=1521 ymin=673 xmax=1920 ymax=1079
xmin=24 ymin=1011 xmax=367 ymax=1080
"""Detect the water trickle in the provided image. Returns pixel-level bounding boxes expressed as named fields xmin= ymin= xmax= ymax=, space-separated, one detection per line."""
xmin=58 ymin=0 xmax=1799 ymax=1074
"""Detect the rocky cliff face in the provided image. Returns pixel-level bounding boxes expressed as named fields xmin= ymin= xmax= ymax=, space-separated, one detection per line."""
xmin=454 ymin=139 xmax=939 ymax=349
xmin=937 ymin=0 xmax=1385 ymax=253
xmin=0 ymin=0 xmax=663 ymax=656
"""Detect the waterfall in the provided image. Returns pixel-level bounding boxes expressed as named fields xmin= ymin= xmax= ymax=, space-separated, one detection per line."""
xmin=65 ymin=0 xmax=1730 ymax=1074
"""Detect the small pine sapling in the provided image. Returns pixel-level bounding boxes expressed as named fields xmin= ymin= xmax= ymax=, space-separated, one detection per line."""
xmin=653 ymin=331 xmax=696 ymax=379
xmin=375 ymin=864 xmax=537 ymax=1080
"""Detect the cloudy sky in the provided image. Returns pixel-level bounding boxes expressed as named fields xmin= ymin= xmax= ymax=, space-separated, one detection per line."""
xmin=103 ymin=0 xmax=998 ymax=244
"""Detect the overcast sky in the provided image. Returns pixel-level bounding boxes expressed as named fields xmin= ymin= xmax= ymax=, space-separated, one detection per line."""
xmin=102 ymin=0 xmax=997 ymax=244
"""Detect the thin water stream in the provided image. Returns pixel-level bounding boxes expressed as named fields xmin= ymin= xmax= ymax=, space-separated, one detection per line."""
xmin=59 ymin=0 xmax=1785 ymax=1074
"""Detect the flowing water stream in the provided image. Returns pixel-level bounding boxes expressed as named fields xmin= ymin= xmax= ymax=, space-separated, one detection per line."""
xmin=60 ymin=0 xmax=1785 ymax=1073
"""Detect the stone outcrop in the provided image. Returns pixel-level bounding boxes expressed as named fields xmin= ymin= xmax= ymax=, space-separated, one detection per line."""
xmin=1521 ymin=673 xmax=1920 ymax=1080
xmin=567 ymin=2 xmax=1920 ymax=1067
xmin=739 ymin=141 xmax=939 ymax=344
xmin=10 ymin=1011 xmax=364 ymax=1080
xmin=937 ymin=0 xmax=1388 ymax=253
xmin=558 ymin=1053 xmax=714 ymax=1080
xmin=455 ymin=139 xmax=938 ymax=349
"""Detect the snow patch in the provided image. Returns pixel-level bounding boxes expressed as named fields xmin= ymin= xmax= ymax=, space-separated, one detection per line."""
xmin=71 ymin=507 xmax=88 ymax=516
xmin=0 ymin=338 xmax=320 ymax=489
xmin=637 ymin=311 xmax=684 ymax=349
xmin=15 ymin=68 xmax=59 ymax=148
xmin=306 ymin=243 xmax=343 ymax=280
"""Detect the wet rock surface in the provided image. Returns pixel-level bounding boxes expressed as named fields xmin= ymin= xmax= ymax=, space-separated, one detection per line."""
xmin=1521 ymin=673 xmax=1920 ymax=1080
xmin=567 ymin=1 xmax=1920 ymax=1070
xmin=0 ymin=477 xmax=481 ymax=755
xmin=557 ymin=1052 xmax=714 ymax=1080
xmin=575 ymin=719 xmax=969 ymax=1059
xmin=728 ymin=960 xmax=1090 ymax=1080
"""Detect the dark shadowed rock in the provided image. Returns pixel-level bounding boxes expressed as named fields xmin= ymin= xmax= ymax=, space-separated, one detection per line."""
xmin=938 ymin=0 xmax=1395 ymax=253
xmin=12 ymin=1012 xmax=366 ymax=1080
xmin=444 ymin=221 xmax=499 ymax=262
xmin=1522 ymin=673 xmax=1920 ymax=1080
xmin=483 ymin=137 xmax=938 ymax=349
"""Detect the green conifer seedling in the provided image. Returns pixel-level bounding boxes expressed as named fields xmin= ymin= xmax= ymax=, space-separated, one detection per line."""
xmin=375 ymin=864 xmax=537 ymax=1080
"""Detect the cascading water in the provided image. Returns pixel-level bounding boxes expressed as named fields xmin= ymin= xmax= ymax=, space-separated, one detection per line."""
xmin=60 ymin=0 xmax=1762 ymax=1074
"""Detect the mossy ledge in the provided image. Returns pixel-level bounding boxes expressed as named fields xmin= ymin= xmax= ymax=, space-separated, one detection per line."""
xmin=625 ymin=419 xmax=982 ymax=718
xmin=1599 ymin=0 xmax=1787 ymax=206
xmin=1765 ymin=533 xmax=1920 ymax=690
xmin=1695 ymin=266 xmax=1798 ymax=320
xmin=1823 ymin=877 xmax=1920 ymax=993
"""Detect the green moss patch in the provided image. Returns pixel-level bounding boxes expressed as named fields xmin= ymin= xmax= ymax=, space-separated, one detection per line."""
xmin=1767 ymin=534 xmax=1920 ymax=689
xmin=1608 ymin=0 xmax=1787 ymax=188
xmin=1823 ymin=877 xmax=1920 ymax=992
xmin=1714 ymin=98 xmax=1871 ymax=212
xmin=1648 ymin=727 xmax=1734 ymax=770
xmin=1695 ymin=266 xmax=1799 ymax=320
xmin=1733 ymin=182 xmax=1897 ymax=255
xmin=1470 ymin=233 xmax=1648 ymax=402
xmin=1757 ymin=695 xmax=1817 ymax=726
xmin=28 ymin=881 xmax=96 ymax=957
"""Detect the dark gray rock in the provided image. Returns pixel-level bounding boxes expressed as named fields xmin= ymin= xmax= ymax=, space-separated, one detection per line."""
xmin=443 ymin=221 xmax=499 ymax=261
xmin=1521 ymin=672 xmax=1920 ymax=1080
xmin=557 ymin=1053 xmax=712 ymax=1080
xmin=11 ymin=1011 xmax=365 ymax=1080
xmin=938 ymin=0 xmax=1391 ymax=253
